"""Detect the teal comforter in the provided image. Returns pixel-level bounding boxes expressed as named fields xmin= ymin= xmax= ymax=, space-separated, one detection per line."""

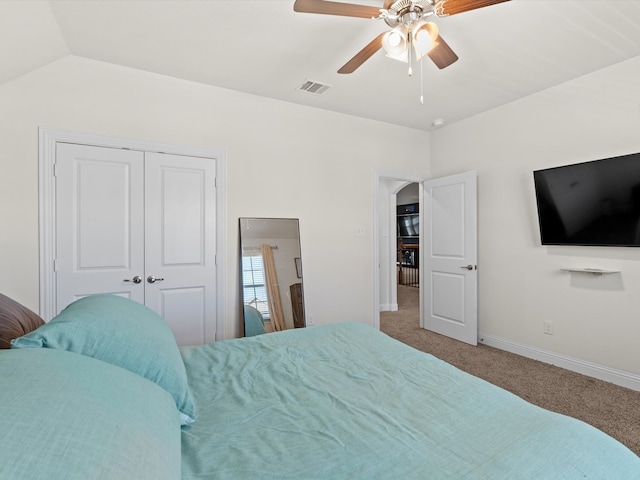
xmin=180 ymin=322 xmax=640 ymax=479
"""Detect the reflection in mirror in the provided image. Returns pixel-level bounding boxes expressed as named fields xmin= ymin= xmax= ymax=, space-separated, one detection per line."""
xmin=240 ymin=218 xmax=305 ymax=337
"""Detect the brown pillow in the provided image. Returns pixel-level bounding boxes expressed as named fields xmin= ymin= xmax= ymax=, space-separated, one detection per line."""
xmin=0 ymin=293 xmax=44 ymax=349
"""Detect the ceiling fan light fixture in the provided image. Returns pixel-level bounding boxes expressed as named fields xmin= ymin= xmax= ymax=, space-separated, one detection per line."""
xmin=412 ymin=21 xmax=439 ymax=59
xmin=383 ymin=20 xmax=439 ymax=64
xmin=382 ymin=26 xmax=408 ymax=62
xmin=293 ymin=0 xmax=509 ymax=75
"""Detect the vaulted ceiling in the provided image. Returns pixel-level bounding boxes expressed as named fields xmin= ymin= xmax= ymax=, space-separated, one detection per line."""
xmin=3 ymin=1 xmax=640 ymax=131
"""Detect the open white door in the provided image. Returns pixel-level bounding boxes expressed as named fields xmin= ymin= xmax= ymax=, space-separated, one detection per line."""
xmin=423 ymin=171 xmax=477 ymax=345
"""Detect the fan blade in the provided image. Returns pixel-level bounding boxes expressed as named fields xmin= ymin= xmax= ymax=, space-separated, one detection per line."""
xmin=294 ymin=0 xmax=381 ymax=18
xmin=338 ymin=32 xmax=386 ymax=74
xmin=435 ymin=0 xmax=509 ymax=16
xmin=383 ymin=0 xmax=394 ymax=9
xmin=427 ymin=35 xmax=459 ymax=69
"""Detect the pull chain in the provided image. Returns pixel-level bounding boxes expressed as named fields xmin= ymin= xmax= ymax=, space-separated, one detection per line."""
xmin=420 ymin=55 xmax=424 ymax=105
xmin=408 ymin=33 xmax=413 ymax=76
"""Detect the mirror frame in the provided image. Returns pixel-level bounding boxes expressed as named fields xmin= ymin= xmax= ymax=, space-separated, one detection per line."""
xmin=239 ymin=217 xmax=305 ymax=336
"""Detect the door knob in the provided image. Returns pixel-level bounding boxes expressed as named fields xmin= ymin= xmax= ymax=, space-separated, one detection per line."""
xmin=460 ymin=265 xmax=474 ymax=271
xmin=147 ymin=275 xmax=164 ymax=284
xmin=124 ymin=275 xmax=142 ymax=284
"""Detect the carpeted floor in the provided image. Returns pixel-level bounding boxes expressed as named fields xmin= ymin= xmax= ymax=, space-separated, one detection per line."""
xmin=380 ymin=285 xmax=640 ymax=457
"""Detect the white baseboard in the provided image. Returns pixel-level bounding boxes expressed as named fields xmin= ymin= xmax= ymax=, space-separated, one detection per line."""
xmin=479 ymin=332 xmax=640 ymax=392
xmin=379 ymin=303 xmax=398 ymax=312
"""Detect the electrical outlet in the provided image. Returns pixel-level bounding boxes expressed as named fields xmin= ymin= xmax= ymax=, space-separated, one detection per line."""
xmin=543 ymin=321 xmax=553 ymax=335
xmin=307 ymin=314 xmax=314 ymax=326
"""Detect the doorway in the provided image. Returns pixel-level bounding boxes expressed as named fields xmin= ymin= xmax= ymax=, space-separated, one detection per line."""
xmin=373 ymin=171 xmax=426 ymax=331
xmin=381 ymin=182 xmax=422 ymax=335
xmin=396 ymin=183 xmax=420 ymax=290
xmin=374 ymin=170 xmax=478 ymax=346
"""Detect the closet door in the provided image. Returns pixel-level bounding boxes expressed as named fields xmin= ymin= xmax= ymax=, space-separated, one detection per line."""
xmin=144 ymin=152 xmax=217 ymax=346
xmin=55 ymin=144 xmax=216 ymax=345
xmin=55 ymin=143 xmax=145 ymax=306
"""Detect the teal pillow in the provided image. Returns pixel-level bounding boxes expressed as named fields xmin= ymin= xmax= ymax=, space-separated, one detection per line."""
xmin=243 ymin=304 xmax=266 ymax=337
xmin=11 ymin=294 xmax=195 ymax=425
xmin=0 ymin=348 xmax=181 ymax=480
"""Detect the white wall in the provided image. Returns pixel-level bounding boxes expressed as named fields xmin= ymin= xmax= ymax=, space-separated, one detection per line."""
xmin=430 ymin=55 xmax=640 ymax=377
xmin=0 ymin=56 xmax=429 ymax=339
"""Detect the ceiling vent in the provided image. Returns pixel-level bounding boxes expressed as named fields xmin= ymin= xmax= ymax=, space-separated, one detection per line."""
xmin=296 ymin=79 xmax=331 ymax=95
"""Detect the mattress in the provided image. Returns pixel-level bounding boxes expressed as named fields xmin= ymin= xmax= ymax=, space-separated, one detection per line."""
xmin=180 ymin=322 xmax=640 ymax=479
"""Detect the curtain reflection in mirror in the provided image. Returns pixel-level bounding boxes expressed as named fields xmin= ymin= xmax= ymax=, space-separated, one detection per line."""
xmin=261 ymin=244 xmax=286 ymax=332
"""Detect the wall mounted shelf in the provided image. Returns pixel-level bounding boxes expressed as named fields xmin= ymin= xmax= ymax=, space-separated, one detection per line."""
xmin=560 ymin=267 xmax=620 ymax=275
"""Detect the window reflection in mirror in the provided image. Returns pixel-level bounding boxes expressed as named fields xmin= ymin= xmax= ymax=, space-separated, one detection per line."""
xmin=239 ymin=218 xmax=305 ymax=336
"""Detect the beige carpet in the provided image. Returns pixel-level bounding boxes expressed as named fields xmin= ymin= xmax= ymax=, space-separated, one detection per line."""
xmin=380 ymin=285 xmax=640 ymax=457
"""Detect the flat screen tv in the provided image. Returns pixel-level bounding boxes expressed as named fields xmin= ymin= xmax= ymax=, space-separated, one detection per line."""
xmin=533 ymin=152 xmax=640 ymax=247
xmin=398 ymin=214 xmax=419 ymax=237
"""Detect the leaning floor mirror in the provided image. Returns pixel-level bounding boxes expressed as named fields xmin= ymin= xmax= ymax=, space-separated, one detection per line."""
xmin=239 ymin=218 xmax=306 ymax=337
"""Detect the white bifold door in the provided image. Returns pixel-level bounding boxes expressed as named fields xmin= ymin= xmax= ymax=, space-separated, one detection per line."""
xmin=55 ymin=143 xmax=216 ymax=346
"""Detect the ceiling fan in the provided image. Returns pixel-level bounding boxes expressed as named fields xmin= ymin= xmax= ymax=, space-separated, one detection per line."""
xmin=293 ymin=0 xmax=510 ymax=75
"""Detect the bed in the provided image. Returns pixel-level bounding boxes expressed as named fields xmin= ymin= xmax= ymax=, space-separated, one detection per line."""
xmin=1 ymin=294 xmax=639 ymax=479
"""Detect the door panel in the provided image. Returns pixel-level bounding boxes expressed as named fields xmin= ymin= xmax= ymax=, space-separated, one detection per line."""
xmin=160 ymin=168 xmax=205 ymax=265
xmin=423 ymin=171 xmax=477 ymax=345
xmin=431 ymin=182 xmax=465 ymax=256
xmin=158 ymin=287 xmax=206 ymax=346
xmin=144 ymin=152 xmax=217 ymax=345
xmin=77 ymin=161 xmax=129 ymax=268
xmin=431 ymin=271 xmax=465 ymax=323
xmin=56 ymin=143 xmax=145 ymax=308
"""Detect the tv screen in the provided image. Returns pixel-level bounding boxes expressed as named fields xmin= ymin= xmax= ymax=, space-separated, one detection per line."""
xmin=398 ymin=214 xmax=419 ymax=237
xmin=533 ymin=152 xmax=640 ymax=247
